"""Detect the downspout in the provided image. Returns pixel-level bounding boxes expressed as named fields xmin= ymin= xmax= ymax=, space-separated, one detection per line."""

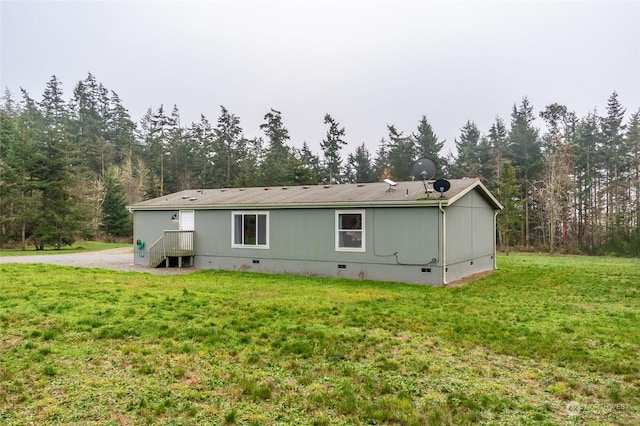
xmin=439 ymin=201 xmax=447 ymax=285
xmin=494 ymin=210 xmax=499 ymax=270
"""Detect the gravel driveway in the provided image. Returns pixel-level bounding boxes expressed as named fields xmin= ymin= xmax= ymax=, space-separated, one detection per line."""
xmin=0 ymin=247 xmax=195 ymax=275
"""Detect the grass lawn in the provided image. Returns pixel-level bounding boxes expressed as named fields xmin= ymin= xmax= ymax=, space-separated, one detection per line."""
xmin=0 ymin=254 xmax=638 ymax=425
xmin=0 ymin=241 xmax=130 ymax=257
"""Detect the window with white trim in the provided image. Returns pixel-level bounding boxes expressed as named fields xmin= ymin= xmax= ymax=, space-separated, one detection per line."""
xmin=335 ymin=210 xmax=365 ymax=252
xmin=232 ymin=211 xmax=269 ymax=248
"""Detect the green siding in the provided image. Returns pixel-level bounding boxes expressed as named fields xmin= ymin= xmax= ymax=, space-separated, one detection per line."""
xmin=132 ymin=186 xmax=499 ymax=284
xmin=447 ymin=190 xmax=496 ymax=264
xmin=133 ymin=210 xmax=179 ymax=264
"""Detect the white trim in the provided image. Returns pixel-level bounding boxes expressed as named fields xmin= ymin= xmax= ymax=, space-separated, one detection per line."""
xmin=231 ymin=211 xmax=270 ymax=249
xmin=335 ymin=210 xmax=365 ymax=252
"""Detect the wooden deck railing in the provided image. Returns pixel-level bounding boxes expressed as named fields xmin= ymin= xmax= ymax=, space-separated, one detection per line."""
xmin=147 ymin=230 xmax=194 ymax=268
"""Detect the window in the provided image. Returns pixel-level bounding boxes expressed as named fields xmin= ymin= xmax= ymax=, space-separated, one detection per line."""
xmin=232 ymin=212 xmax=269 ymax=248
xmin=336 ymin=210 xmax=365 ymax=252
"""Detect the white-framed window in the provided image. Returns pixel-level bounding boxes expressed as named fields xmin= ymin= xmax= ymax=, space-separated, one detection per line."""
xmin=232 ymin=211 xmax=269 ymax=249
xmin=335 ymin=210 xmax=365 ymax=252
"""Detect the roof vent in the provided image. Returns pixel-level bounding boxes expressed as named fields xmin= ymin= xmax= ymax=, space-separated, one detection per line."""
xmin=323 ymin=185 xmax=331 ymax=189
xmin=281 ymin=187 xmax=288 ymax=190
xmin=181 ymin=195 xmax=190 ymax=199
xmin=302 ymin=186 xmax=309 ymax=189
xmin=264 ymin=187 xmax=270 ymax=191
xmin=239 ymin=188 xmax=246 ymax=191
xmin=189 ymin=197 xmax=197 ymax=201
xmin=357 ymin=183 xmax=365 ymax=187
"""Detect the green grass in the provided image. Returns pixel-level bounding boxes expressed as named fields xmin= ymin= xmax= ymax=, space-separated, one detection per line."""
xmin=0 ymin=254 xmax=638 ymax=425
xmin=0 ymin=241 xmax=130 ymax=256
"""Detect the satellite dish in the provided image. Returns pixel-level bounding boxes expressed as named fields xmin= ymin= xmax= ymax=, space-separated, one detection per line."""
xmin=433 ymin=179 xmax=451 ymax=197
xmin=412 ymin=158 xmax=437 ymax=193
xmin=412 ymin=158 xmax=436 ymax=181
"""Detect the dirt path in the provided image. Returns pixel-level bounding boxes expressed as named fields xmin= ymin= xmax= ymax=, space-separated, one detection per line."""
xmin=0 ymin=247 xmax=195 ymax=275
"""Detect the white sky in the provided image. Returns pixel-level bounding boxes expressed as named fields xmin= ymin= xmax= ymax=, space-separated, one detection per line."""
xmin=1 ymin=0 xmax=639 ymax=156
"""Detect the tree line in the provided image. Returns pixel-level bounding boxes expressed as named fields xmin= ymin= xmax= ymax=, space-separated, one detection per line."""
xmin=1 ymin=73 xmax=638 ymax=256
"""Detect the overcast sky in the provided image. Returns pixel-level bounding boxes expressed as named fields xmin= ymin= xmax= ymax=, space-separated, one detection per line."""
xmin=2 ymin=0 xmax=639 ymax=156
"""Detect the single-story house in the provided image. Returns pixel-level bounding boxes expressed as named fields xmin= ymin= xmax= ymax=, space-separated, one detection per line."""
xmin=128 ymin=179 xmax=503 ymax=285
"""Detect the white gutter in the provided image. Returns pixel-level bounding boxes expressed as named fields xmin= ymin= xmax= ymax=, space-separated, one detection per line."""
xmin=494 ymin=210 xmax=499 ymax=270
xmin=439 ymin=200 xmax=447 ymax=285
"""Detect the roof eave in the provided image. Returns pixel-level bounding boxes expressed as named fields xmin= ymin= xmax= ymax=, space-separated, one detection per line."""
xmin=128 ymin=199 xmax=451 ymax=211
xmin=446 ymin=179 xmax=504 ymax=210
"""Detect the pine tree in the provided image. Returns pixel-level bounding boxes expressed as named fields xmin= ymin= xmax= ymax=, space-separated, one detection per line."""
xmin=412 ymin=115 xmax=445 ymax=178
xmin=346 ymin=143 xmax=376 ymax=183
xmin=507 ymin=97 xmax=543 ymax=246
xmin=235 ymin=137 xmax=264 ymax=187
xmin=165 ymin=104 xmax=184 ymax=193
xmin=494 ymin=161 xmax=520 ymax=255
xmin=34 ymin=76 xmax=83 ymax=249
xmin=627 ymin=111 xmax=640 ymax=229
xmin=297 ymin=142 xmax=321 ymax=184
xmin=386 ymin=125 xmax=415 ymax=180
xmin=138 ymin=105 xmax=172 ymax=197
xmin=452 ymin=120 xmax=481 ymax=178
xmin=187 ymin=114 xmax=216 ymax=188
xmin=259 ymin=109 xmax=297 ymax=186
xmin=100 ymin=168 xmax=131 ymax=237
xmin=213 ymin=106 xmax=243 ymax=187
xmin=486 ymin=116 xmax=509 ymax=185
xmin=574 ymin=111 xmax=602 ymax=250
xmin=372 ymin=138 xmax=389 ymax=181
xmin=600 ymin=92 xmax=627 ymax=242
xmin=70 ymin=73 xmax=109 ymax=177
xmin=0 ymin=89 xmax=21 ymax=247
xmin=320 ymin=113 xmax=347 ymax=183
xmin=107 ymin=90 xmax=137 ymax=164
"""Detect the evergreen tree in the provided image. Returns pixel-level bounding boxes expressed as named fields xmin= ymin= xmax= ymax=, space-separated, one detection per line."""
xmin=235 ymin=137 xmax=264 ymax=187
xmin=507 ymin=97 xmax=543 ymax=246
xmin=574 ymin=111 xmax=602 ymax=250
xmin=372 ymin=138 xmax=389 ymax=181
xmin=0 ymin=90 xmax=20 ymax=247
xmin=320 ymin=113 xmax=347 ymax=183
xmin=346 ymin=143 xmax=376 ymax=183
xmin=297 ymin=142 xmax=321 ymax=184
xmin=600 ymin=91 xmax=627 ymax=240
xmin=165 ymin=104 xmax=184 ymax=193
xmin=100 ymin=168 xmax=131 ymax=237
xmin=486 ymin=116 xmax=509 ymax=184
xmin=138 ymin=105 xmax=172 ymax=197
xmin=627 ymin=110 xmax=640 ymax=231
xmin=259 ymin=108 xmax=297 ymax=186
xmin=412 ymin=115 xmax=445 ymax=178
xmin=386 ymin=125 xmax=415 ymax=180
xmin=213 ymin=106 xmax=244 ymax=187
xmin=70 ymin=73 xmax=110 ymax=177
xmin=107 ymin=90 xmax=137 ymax=164
xmin=476 ymin=136 xmax=494 ymax=183
xmin=187 ymin=114 xmax=216 ymax=188
xmin=494 ymin=161 xmax=520 ymax=255
xmin=9 ymin=90 xmax=44 ymax=249
xmin=34 ymin=76 xmax=84 ymax=248
xmin=452 ymin=120 xmax=481 ymax=178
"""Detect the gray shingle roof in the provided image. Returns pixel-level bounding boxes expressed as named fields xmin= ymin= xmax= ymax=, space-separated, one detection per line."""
xmin=128 ymin=179 xmax=502 ymax=210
